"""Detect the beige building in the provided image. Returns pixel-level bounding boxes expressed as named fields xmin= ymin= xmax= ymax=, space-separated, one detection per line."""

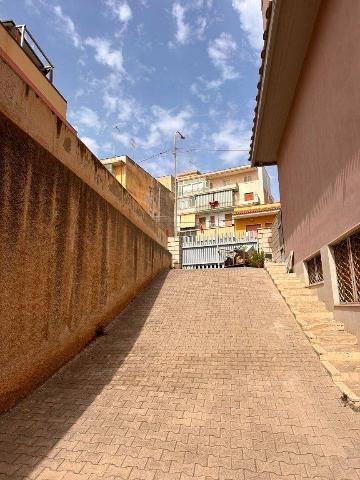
xmin=101 ymin=156 xmax=175 ymax=236
xmin=0 ymin=20 xmax=68 ymax=122
xmin=176 ymin=165 xmax=274 ymax=238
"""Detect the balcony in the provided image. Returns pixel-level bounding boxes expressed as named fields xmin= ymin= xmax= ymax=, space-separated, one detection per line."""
xmin=195 ymin=202 xmax=234 ymax=213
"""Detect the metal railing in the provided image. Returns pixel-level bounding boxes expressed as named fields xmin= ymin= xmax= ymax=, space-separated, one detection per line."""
xmin=182 ymin=232 xmax=258 ymax=269
xmin=4 ymin=22 xmax=54 ymax=82
xmin=334 ymin=231 xmax=360 ymax=303
xmin=307 ymin=254 xmax=324 ymax=285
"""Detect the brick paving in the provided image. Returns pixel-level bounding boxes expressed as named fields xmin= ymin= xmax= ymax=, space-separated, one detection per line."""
xmin=1 ymin=268 xmax=360 ymax=480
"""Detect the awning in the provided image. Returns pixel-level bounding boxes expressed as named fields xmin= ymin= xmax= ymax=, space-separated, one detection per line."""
xmin=180 ymin=213 xmax=196 ymax=228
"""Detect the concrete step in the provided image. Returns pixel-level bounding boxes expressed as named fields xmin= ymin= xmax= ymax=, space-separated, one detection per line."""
xmin=270 ymin=273 xmax=297 ymax=279
xmin=305 ymin=323 xmax=345 ymax=334
xmin=278 ymin=288 xmax=316 ymax=296
xmin=273 ymin=279 xmax=305 ymax=287
xmin=285 ymin=294 xmax=324 ymax=303
xmin=295 ymin=312 xmax=334 ymax=322
xmin=292 ymin=306 xmax=329 ymax=314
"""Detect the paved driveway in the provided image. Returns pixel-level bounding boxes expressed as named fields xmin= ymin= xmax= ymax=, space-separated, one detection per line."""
xmin=1 ymin=269 xmax=360 ymax=479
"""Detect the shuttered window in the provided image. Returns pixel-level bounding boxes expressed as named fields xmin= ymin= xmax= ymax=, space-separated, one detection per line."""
xmin=244 ymin=192 xmax=254 ymax=201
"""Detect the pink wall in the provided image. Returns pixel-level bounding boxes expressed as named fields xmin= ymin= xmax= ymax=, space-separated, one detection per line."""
xmin=278 ymin=0 xmax=360 ymax=264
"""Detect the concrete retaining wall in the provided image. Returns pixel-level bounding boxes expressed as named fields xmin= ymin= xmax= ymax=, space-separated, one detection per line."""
xmin=0 ymin=58 xmax=171 ymax=412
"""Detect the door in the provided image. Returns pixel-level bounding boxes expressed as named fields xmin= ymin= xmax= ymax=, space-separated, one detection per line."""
xmin=246 ymin=224 xmax=261 ymax=238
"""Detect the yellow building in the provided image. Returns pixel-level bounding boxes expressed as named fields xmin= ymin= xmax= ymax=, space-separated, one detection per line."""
xmin=176 ymin=165 xmax=276 ymax=238
xmin=233 ymin=202 xmax=281 ymax=235
xmin=101 ymin=156 xmax=175 ymax=235
xmin=0 ymin=20 xmax=68 ymax=120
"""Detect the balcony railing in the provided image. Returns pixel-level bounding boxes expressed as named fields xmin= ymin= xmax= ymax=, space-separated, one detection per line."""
xmin=2 ymin=21 xmax=54 ymax=82
xmin=195 ymin=202 xmax=234 ymax=213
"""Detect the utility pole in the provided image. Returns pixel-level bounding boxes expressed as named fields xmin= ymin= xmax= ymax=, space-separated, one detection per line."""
xmin=173 ymin=131 xmax=185 ymax=236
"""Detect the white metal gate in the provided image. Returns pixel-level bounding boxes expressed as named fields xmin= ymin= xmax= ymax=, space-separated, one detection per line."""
xmin=181 ymin=233 xmax=258 ymax=269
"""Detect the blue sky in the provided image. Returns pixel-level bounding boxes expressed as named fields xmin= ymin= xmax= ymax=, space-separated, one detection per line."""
xmin=0 ymin=0 xmax=279 ymax=199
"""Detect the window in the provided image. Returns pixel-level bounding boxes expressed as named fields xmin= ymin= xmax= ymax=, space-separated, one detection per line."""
xmin=333 ymin=231 xmax=360 ymax=303
xmin=178 ymin=197 xmax=194 ymax=210
xmin=210 ymin=215 xmax=216 ymax=227
xmin=225 ymin=213 xmax=232 ymax=227
xmin=265 ymin=222 xmax=273 ymax=228
xmin=246 ymin=224 xmax=261 ymax=237
xmin=244 ymin=175 xmax=252 ymax=183
xmin=307 ymin=254 xmax=324 ymax=285
xmin=198 ymin=217 xmax=206 ymax=227
xmin=244 ymin=192 xmax=254 ymax=201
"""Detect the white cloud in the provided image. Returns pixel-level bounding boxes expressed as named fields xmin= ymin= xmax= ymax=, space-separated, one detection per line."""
xmin=196 ymin=16 xmax=207 ymax=40
xmin=104 ymin=0 xmax=132 ymax=23
xmin=81 ymin=136 xmax=100 ymax=154
xmin=211 ymin=119 xmax=250 ymax=164
xmin=52 ymin=5 xmax=82 ymax=49
xmin=72 ymin=106 xmax=102 ymax=131
xmin=170 ymin=2 xmax=210 ymax=46
xmin=142 ymin=106 xmax=193 ymax=149
xmin=208 ymin=33 xmax=239 ymax=84
xmin=232 ymin=0 xmax=263 ymax=51
xmin=85 ymin=37 xmax=124 ymax=72
xmin=103 ymin=92 xmax=118 ymax=113
xmin=190 ymin=82 xmax=209 ymax=103
xmin=172 ymin=3 xmax=190 ymax=45
xmin=113 ymin=130 xmax=133 ymax=149
xmin=103 ymin=91 xmax=145 ymax=126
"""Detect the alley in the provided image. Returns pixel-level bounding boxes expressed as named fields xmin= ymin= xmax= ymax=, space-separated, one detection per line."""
xmin=1 ymin=269 xmax=360 ymax=480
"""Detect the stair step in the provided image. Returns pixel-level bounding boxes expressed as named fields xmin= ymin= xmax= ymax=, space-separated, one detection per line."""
xmin=278 ymin=289 xmax=315 ymax=296
xmin=295 ymin=312 xmax=334 ymax=321
xmin=273 ymin=279 xmax=304 ymax=286
xmin=285 ymin=294 xmax=323 ymax=302
xmin=270 ymin=273 xmax=297 ymax=279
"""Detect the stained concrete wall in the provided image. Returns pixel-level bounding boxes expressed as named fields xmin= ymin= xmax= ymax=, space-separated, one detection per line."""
xmin=0 ymin=58 xmax=171 ymax=412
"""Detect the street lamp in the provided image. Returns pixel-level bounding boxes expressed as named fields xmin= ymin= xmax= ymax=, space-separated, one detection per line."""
xmin=173 ymin=130 xmax=185 ymax=236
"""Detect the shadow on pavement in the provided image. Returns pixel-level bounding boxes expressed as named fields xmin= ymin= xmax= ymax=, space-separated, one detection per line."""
xmin=0 ymin=270 xmax=169 ymax=479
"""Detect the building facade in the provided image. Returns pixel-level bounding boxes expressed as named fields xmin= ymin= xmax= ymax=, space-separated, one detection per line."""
xmin=101 ymin=156 xmax=175 ymax=236
xmin=176 ymin=165 xmax=275 ymax=238
xmin=0 ymin=20 xmax=68 ymax=121
xmin=251 ymin=1 xmax=360 ymax=340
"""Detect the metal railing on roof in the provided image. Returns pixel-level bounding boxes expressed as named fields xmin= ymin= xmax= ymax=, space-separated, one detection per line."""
xmin=2 ymin=21 xmax=54 ymax=82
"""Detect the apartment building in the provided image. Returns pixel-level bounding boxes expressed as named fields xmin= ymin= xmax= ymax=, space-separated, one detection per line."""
xmin=176 ymin=165 xmax=275 ymax=237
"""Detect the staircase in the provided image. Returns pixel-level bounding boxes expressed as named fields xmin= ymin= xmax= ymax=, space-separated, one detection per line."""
xmin=266 ymin=262 xmax=360 ymax=408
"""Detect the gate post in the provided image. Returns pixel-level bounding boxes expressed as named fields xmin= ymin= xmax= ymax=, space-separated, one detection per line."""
xmin=168 ymin=236 xmax=182 ymax=269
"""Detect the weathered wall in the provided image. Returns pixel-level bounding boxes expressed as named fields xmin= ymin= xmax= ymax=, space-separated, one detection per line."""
xmin=0 ymin=111 xmax=171 ymax=412
xmin=278 ymin=0 xmax=360 ymax=264
xmin=0 ymin=57 xmax=168 ymax=250
xmin=0 ymin=23 xmax=67 ymax=118
xmin=122 ymin=157 xmax=175 ymax=236
xmin=270 ymin=212 xmax=285 ymax=263
xmin=258 ymin=227 xmax=272 ymax=258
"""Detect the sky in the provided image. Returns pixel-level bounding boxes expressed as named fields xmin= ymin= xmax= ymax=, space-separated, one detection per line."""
xmin=0 ymin=0 xmax=279 ymax=200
